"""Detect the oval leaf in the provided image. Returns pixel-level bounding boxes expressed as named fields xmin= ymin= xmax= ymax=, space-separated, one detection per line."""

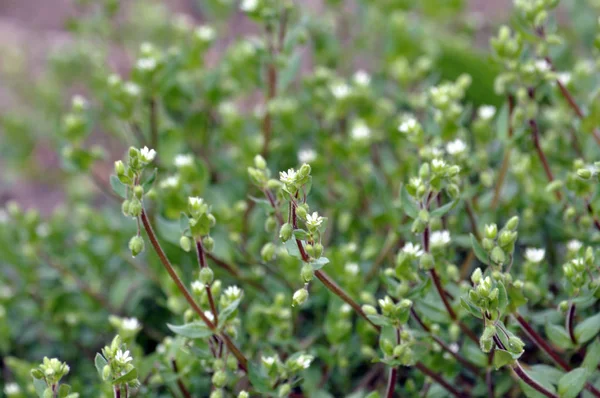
xmin=167 ymin=322 xmax=213 ymax=339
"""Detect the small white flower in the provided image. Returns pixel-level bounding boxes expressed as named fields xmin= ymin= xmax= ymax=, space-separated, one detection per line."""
xmin=140 ymin=146 xmax=156 ymax=162
xmin=4 ymin=383 xmax=20 ymax=395
xmin=353 ymin=70 xmax=371 ymax=86
xmin=240 ymin=0 xmax=259 ymax=12
xmin=174 ymin=154 xmax=194 ymax=167
xmin=122 ymin=317 xmax=140 ymax=331
xmin=204 ymin=311 xmax=215 ymax=322
xmin=191 ymin=280 xmax=204 ymax=293
xmin=567 ymin=240 xmax=583 ymax=252
xmin=446 ymin=139 xmax=467 ymax=155
xmin=136 ymin=57 xmax=157 ymax=72
xmin=331 ymin=82 xmax=350 ymax=99
xmin=298 ymin=148 xmax=317 ymax=164
xmin=398 ymin=117 xmax=418 ymax=134
xmin=72 ymin=95 xmax=87 ymax=109
xmin=431 ymin=158 xmax=446 ymax=170
xmin=340 ymin=303 xmax=352 ymax=314
xmin=430 ymin=230 xmax=451 ymax=246
xmin=306 ymin=212 xmax=324 ymax=228
xmin=262 ymin=356 xmax=276 ymax=366
xmin=160 ymin=176 xmax=179 ymax=189
xmin=279 ymin=168 xmax=297 ymax=184
xmin=296 ymin=354 xmax=313 ymax=369
xmin=478 ymin=105 xmax=496 ymax=120
xmin=115 ymin=349 xmax=133 ymax=364
xmin=351 ymin=122 xmax=371 ymax=140
xmin=224 ymin=285 xmax=242 ymax=299
xmin=557 ymin=72 xmax=571 ymax=85
xmin=535 ymin=59 xmax=551 ymax=74
xmin=195 ymin=25 xmax=215 ymax=42
xmin=124 ymin=82 xmax=141 ymax=97
xmin=36 ymin=223 xmax=50 ymax=238
xmin=525 ymin=248 xmax=545 ymax=263
xmin=344 ymin=262 xmax=360 ymax=275
xmin=402 ymin=242 xmax=424 ymax=257
xmin=188 ymin=196 xmax=203 ymax=207
xmin=449 ymin=343 xmax=459 ymax=353
xmin=107 ymin=74 xmax=121 ymax=86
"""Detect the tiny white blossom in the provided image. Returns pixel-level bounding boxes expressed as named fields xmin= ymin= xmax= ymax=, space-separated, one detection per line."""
xmin=398 ymin=117 xmax=418 ymax=134
xmin=72 ymin=95 xmax=87 ymax=109
xmin=478 ymin=105 xmax=496 ymax=120
xmin=279 ymin=168 xmax=297 ymax=184
xmin=36 ymin=223 xmax=50 ymax=238
xmin=174 ymin=154 xmax=194 ymax=167
xmin=345 ymin=262 xmax=360 ymax=275
xmin=188 ymin=196 xmax=203 ymax=207
xmin=136 ymin=57 xmax=157 ymax=72
xmin=224 ymin=285 xmax=242 ymax=299
xmin=124 ymin=82 xmax=141 ymax=97
xmin=240 ymin=0 xmax=259 ymax=12
xmin=191 ymin=280 xmax=204 ymax=293
xmin=122 ymin=317 xmax=140 ymax=331
xmin=298 ymin=148 xmax=317 ymax=164
xmin=340 ymin=303 xmax=352 ymax=314
xmin=0 ymin=210 xmax=8 ymax=224
xmin=525 ymin=248 xmax=545 ymax=263
xmin=331 ymin=82 xmax=350 ymax=99
xmin=431 ymin=158 xmax=446 ymax=170
xmin=160 ymin=176 xmax=179 ymax=189
xmin=351 ymin=122 xmax=371 ymax=140
xmin=204 ymin=311 xmax=214 ymax=322
xmin=195 ymin=25 xmax=215 ymax=42
xmin=430 ymin=230 xmax=451 ymax=246
xmin=446 ymin=139 xmax=467 ymax=155
xmin=567 ymin=240 xmax=583 ymax=252
xmin=115 ymin=349 xmax=133 ymax=364
xmin=449 ymin=343 xmax=459 ymax=353
xmin=262 ymin=356 xmax=276 ymax=366
xmin=4 ymin=383 xmax=20 ymax=395
xmin=140 ymin=146 xmax=156 ymax=162
xmin=306 ymin=212 xmax=324 ymax=228
xmin=353 ymin=70 xmax=371 ymax=86
xmin=535 ymin=59 xmax=551 ymax=74
xmin=296 ymin=354 xmax=313 ymax=369
xmin=557 ymin=72 xmax=571 ymax=85
xmin=402 ymin=242 xmax=424 ymax=257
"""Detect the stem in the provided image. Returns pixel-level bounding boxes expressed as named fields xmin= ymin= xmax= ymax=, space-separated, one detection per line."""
xmin=205 ymin=252 xmax=268 ymax=293
xmin=114 ymin=385 xmax=121 ymax=398
xmin=140 ymin=209 xmax=248 ymax=372
xmin=566 ymin=303 xmax=577 ymax=345
xmin=512 ymin=362 xmax=558 ymax=398
xmin=149 ymin=97 xmax=158 ymax=153
xmin=414 ymin=362 xmax=468 ymax=398
xmin=171 ymin=359 xmax=192 ymax=398
xmin=491 ymin=94 xmax=515 ymax=209
xmin=261 ymin=26 xmax=278 ymax=158
xmin=385 ymin=328 xmax=401 ymax=398
xmin=196 ymin=240 xmax=218 ymax=326
xmin=529 ymin=118 xmax=561 ymax=201
xmin=486 ymin=348 xmax=495 ymax=398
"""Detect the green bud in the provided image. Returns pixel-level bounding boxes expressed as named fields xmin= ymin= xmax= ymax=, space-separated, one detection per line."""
xmin=419 ymin=253 xmax=434 ymax=270
xmin=362 ymin=304 xmax=377 ymax=315
xmin=505 ymin=216 xmax=519 ymax=231
xmin=292 ymin=288 xmax=309 ymax=307
xmin=313 ymin=243 xmax=324 ymax=258
xmin=296 ymin=205 xmax=308 ymax=220
xmin=200 ymin=267 xmax=214 ymax=284
xmin=301 ymin=263 xmax=314 ymax=283
xmin=180 ymin=236 xmax=192 ymax=252
xmin=212 ymin=370 xmax=227 ymax=388
xmin=128 ymin=199 xmax=142 ymax=217
xmin=278 ymin=384 xmax=291 ymax=398
xmin=508 ymin=336 xmax=525 ymax=354
xmin=558 ymin=300 xmax=569 ymax=312
xmin=484 ymin=224 xmax=498 ymax=239
xmin=471 ymin=268 xmax=483 ymax=284
xmin=202 ymin=236 xmax=215 ymax=252
xmin=411 ymin=218 xmax=426 ymax=234
xmin=103 ymin=364 xmax=111 ymax=380
xmin=381 ymin=338 xmax=394 ymax=356
xmin=447 ymin=165 xmax=461 ymax=177
xmin=498 ymin=230 xmax=516 ymax=248
xmin=210 ymin=390 xmax=224 ymax=398
xmin=238 ymin=391 xmax=249 ymax=398
xmin=305 ymin=244 xmax=315 ymax=257
xmin=418 ymin=209 xmax=429 ymax=222
xmin=208 ymin=214 xmax=216 ymax=227
xmin=491 ymin=246 xmax=506 ymax=265
xmin=446 ymin=183 xmax=460 ymax=199
xmin=299 ymin=163 xmax=311 ymax=178
xmin=133 ymin=185 xmax=144 ymax=199
xmin=482 ymin=238 xmax=494 ymax=251
xmin=265 ymin=216 xmax=277 ymax=232
xmin=261 ymin=242 xmax=276 ymax=261
xmin=31 ymin=369 xmax=44 ymax=379
xmin=115 ymin=160 xmax=125 ymax=175
xmin=280 ymin=223 xmax=293 ymax=242
xmin=254 ymin=154 xmax=267 ymax=170
xmin=129 ymin=236 xmax=145 ymax=257
xmin=121 ymin=200 xmax=131 ymax=216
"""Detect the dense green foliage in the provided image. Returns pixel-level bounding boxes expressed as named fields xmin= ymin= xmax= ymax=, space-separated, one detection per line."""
xmin=3 ymin=0 xmax=600 ymax=396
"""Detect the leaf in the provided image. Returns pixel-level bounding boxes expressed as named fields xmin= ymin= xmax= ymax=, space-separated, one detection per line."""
xmin=33 ymin=378 xmax=47 ymax=397
xmin=112 ymin=368 xmax=138 ymax=384
xmin=284 ymin=239 xmax=302 ymax=259
xmin=366 ymin=314 xmax=392 ymax=327
xmin=430 ymin=200 xmax=458 ymax=218
xmin=497 ymin=281 xmax=508 ymax=313
xmin=575 ymin=312 xmax=600 ymax=344
xmin=496 ymin=102 xmax=509 ymax=143
xmin=400 ymin=186 xmax=419 ymax=219
xmin=460 ymin=297 xmax=483 ymax=319
xmin=110 ymin=175 xmax=127 ymax=198
xmin=95 ymin=353 xmax=108 ymax=378
xmin=179 ymin=212 xmax=189 ymax=234
xmin=58 ymin=384 xmax=71 ymax=398
xmin=407 ymin=278 xmax=432 ymax=299
xmin=167 ymin=322 xmax=213 ymax=339
xmin=142 ymin=168 xmax=157 ymax=192
xmin=558 ymin=368 xmax=587 ymax=398
xmin=583 ymin=338 xmax=600 ymax=374
xmin=493 ymin=349 xmax=515 ymax=369
xmin=311 ymin=256 xmax=330 ymax=271
xmin=219 ymin=298 xmax=241 ymax=323
xmin=248 ymin=364 xmax=272 ymax=393
xmin=293 ymin=229 xmax=310 ymax=240
xmin=545 ymin=323 xmax=574 ymax=350
xmin=278 ymin=51 xmax=302 ymax=92
xmin=470 ymin=233 xmax=489 ymax=266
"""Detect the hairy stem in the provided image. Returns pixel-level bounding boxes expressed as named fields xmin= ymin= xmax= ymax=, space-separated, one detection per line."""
xmin=171 ymin=359 xmax=192 ymax=398
xmin=195 ymin=240 xmax=218 ymax=326
xmin=529 ymin=118 xmax=561 ymax=201
xmin=491 ymin=94 xmax=515 ymax=209
xmin=385 ymin=328 xmax=400 ymax=398
xmin=512 ymin=362 xmax=557 ymax=398
xmin=566 ymin=303 xmax=577 ymax=345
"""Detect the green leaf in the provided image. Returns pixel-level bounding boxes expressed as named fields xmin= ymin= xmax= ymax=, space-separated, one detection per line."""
xmin=430 ymin=200 xmax=458 ymax=218
xmin=497 ymin=281 xmax=508 ymax=313
xmin=167 ymin=322 xmax=214 ymax=339
xmin=311 ymin=256 xmax=330 ymax=271
xmin=58 ymin=384 xmax=71 ymax=398
xmin=583 ymin=338 xmax=600 ymax=374
xmin=141 ymin=168 xmax=157 ymax=192
xmin=179 ymin=212 xmax=189 ymax=234
xmin=33 ymin=378 xmax=47 ymax=397
xmin=558 ymin=368 xmax=587 ymax=398
xmin=95 ymin=353 xmax=108 ymax=378
xmin=400 ymin=186 xmax=419 ymax=219
xmin=545 ymin=323 xmax=574 ymax=350
xmin=575 ymin=313 xmax=600 ymax=344
xmin=407 ymin=278 xmax=432 ymax=299
xmin=293 ymin=229 xmax=310 ymax=240
xmin=470 ymin=233 xmax=489 ymax=266
xmin=248 ymin=364 xmax=272 ymax=393
xmin=112 ymin=368 xmax=138 ymax=385
xmin=460 ymin=297 xmax=483 ymax=319
xmin=284 ymin=239 xmax=302 ymax=259
xmin=366 ymin=314 xmax=392 ymax=327
xmin=493 ymin=349 xmax=515 ymax=369
xmin=496 ymin=102 xmax=509 ymax=143
xmin=278 ymin=51 xmax=302 ymax=92
xmin=110 ymin=175 xmax=127 ymax=198
xmin=219 ymin=298 xmax=241 ymax=323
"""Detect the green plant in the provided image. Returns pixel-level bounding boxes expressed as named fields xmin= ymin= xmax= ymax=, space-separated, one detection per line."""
xmin=3 ymin=0 xmax=600 ymax=396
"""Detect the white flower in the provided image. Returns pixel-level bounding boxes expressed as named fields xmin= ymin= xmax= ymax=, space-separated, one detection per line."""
xmin=279 ymin=168 xmax=297 ymax=184
xmin=174 ymin=154 xmax=194 ymax=167
xmin=188 ymin=196 xmax=203 ymax=207
xmin=398 ymin=117 xmax=418 ymax=134
xmin=115 ymin=349 xmax=133 ymax=364
xmin=478 ymin=105 xmax=496 ymax=120
xmin=331 ymin=82 xmax=350 ymax=99
xmin=298 ymin=148 xmax=317 ymax=164
xmin=224 ymin=285 xmax=242 ymax=299
xmin=191 ymin=280 xmax=204 ymax=293
xmin=136 ymin=57 xmax=157 ymax=72
xmin=262 ymin=356 xmax=276 ymax=366
xmin=107 ymin=74 xmax=121 ymax=86
xmin=240 ymin=0 xmax=259 ymax=12
xmin=351 ymin=122 xmax=371 ymax=140
xmin=306 ymin=212 xmax=324 ymax=228
xmin=567 ymin=240 xmax=583 ymax=252
xmin=344 ymin=262 xmax=360 ymax=275
xmin=4 ymin=383 xmax=20 ymax=395
xmin=525 ymin=248 xmax=545 ymax=263
xmin=122 ymin=317 xmax=140 ymax=331
xmin=353 ymin=70 xmax=371 ymax=86
xmin=204 ymin=311 xmax=215 ymax=322
xmin=160 ymin=176 xmax=179 ymax=189
xmin=402 ymin=242 xmax=424 ymax=257
xmin=446 ymin=139 xmax=467 ymax=155
xmin=124 ymin=82 xmax=141 ymax=97
xmin=72 ymin=95 xmax=87 ymax=109
xmin=557 ymin=72 xmax=571 ymax=85
xmin=430 ymin=230 xmax=451 ymax=246
xmin=36 ymin=223 xmax=50 ymax=238
xmin=296 ymin=354 xmax=313 ymax=369
xmin=195 ymin=25 xmax=215 ymax=42
xmin=340 ymin=303 xmax=352 ymax=314
xmin=431 ymin=158 xmax=446 ymax=170
xmin=140 ymin=146 xmax=156 ymax=162
xmin=535 ymin=59 xmax=551 ymax=74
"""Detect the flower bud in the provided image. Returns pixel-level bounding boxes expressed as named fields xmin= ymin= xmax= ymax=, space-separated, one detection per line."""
xmin=498 ymin=230 xmax=516 ymax=248
xmin=411 ymin=218 xmax=426 ymax=234
xmin=505 ymin=216 xmax=519 ymax=231
xmin=210 ymin=390 xmax=224 ymax=398
xmin=261 ymin=242 xmax=276 ymax=261
xmin=115 ymin=160 xmax=125 ymax=175
xmin=278 ymin=384 xmax=291 ymax=398
xmin=254 ymin=154 xmax=267 ymax=170
xmin=265 ymin=216 xmax=277 ymax=232
xmin=128 ymin=199 xmax=142 ymax=217
xmin=508 ymin=336 xmax=525 ymax=354
xmin=296 ymin=205 xmax=308 ymax=220
xmin=198 ymin=267 xmax=214 ymax=285
xmin=484 ymin=224 xmax=498 ymax=239
xmin=362 ymin=304 xmax=377 ymax=315
xmin=212 ymin=370 xmax=227 ymax=388
xmin=133 ymin=185 xmax=144 ymax=199
xmin=419 ymin=253 xmax=434 ymax=270
xmin=280 ymin=223 xmax=293 ymax=242
xmin=31 ymin=369 xmax=44 ymax=379
xmin=202 ymin=236 xmax=215 ymax=252
xmin=471 ymin=268 xmax=483 ymax=284
xmin=102 ymin=364 xmax=111 ymax=380
xmin=238 ymin=392 xmax=249 ymax=398
xmin=301 ymin=263 xmax=314 ymax=283
xmin=129 ymin=236 xmax=145 ymax=257
xmin=292 ymin=288 xmax=309 ymax=307
xmin=121 ymin=200 xmax=131 ymax=216
xmin=558 ymin=300 xmax=569 ymax=312
xmin=482 ymin=238 xmax=494 ymax=251
xmin=180 ymin=236 xmax=192 ymax=252
xmin=313 ymin=243 xmax=324 ymax=258
xmin=491 ymin=246 xmax=506 ymax=265
xmin=299 ymin=163 xmax=311 ymax=178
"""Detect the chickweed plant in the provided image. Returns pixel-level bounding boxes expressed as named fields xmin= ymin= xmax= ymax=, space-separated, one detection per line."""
xmin=4 ymin=0 xmax=600 ymax=396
